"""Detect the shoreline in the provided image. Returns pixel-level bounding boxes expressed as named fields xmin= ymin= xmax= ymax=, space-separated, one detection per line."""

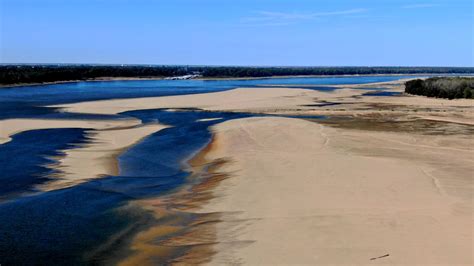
xmin=196 ymin=73 xmax=444 ymax=81
xmin=116 ymin=133 xmax=229 ymax=265
xmin=0 ymin=77 xmax=169 ymax=89
xmin=0 ymin=72 xmax=464 ymax=88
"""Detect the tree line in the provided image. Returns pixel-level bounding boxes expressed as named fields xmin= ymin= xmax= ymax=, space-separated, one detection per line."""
xmin=1 ymin=65 xmax=474 ymax=85
xmin=405 ymin=77 xmax=474 ymax=99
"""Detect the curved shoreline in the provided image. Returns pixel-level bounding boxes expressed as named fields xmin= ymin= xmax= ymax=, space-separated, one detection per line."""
xmin=116 ymin=134 xmax=227 ymax=265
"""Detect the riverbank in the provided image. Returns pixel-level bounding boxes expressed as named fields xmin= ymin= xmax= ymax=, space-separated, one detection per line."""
xmin=0 ymin=77 xmax=169 ymax=88
xmin=2 ymin=73 xmax=468 ymax=88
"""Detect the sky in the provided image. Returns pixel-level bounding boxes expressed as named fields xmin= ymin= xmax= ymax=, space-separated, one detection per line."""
xmin=1 ymin=0 xmax=473 ymax=66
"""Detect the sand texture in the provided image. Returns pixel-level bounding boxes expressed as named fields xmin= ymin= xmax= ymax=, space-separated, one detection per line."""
xmin=197 ymin=117 xmax=473 ymax=265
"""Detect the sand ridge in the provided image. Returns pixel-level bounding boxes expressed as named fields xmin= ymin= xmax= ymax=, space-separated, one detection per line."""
xmin=195 ymin=116 xmax=473 ymax=265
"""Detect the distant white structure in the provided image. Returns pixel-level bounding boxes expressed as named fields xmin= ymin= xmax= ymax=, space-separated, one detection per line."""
xmin=165 ymin=74 xmax=202 ymax=80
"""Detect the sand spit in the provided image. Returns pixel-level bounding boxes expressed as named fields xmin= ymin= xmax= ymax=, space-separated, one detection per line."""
xmin=39 ymin=123 xmax=167 ymax=191
xmin=0 ymin=117 xmax=168 ymax=191
xmin=55 ymin=86 xmax=473 ymax=125
xmin=194 ymin=116 xmax=473 ymax=265
xmin=0 ymin=118 xmax=141 ymax=144
xmin=52 ymin=88 xmax=318 ymax=115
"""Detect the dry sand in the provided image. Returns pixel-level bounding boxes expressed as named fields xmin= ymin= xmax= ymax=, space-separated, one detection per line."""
xmin=55 ymin=86 xmax=473 ymax=125
xmin=53 ymin=87 xmax=317 ymax=114
xmin=196 ymin=116 xmax=473 ymax=265
xmin=0 ymin=118 xmax=141 ymax=144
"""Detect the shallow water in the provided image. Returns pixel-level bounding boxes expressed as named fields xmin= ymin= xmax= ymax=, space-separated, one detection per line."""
xmin=363 ymin=91 xmax=402 ymax=96
xmin=0 ymin=128 xmax=89 ymax=200
xmin=0 ymin=109 xmax=255 ymax=264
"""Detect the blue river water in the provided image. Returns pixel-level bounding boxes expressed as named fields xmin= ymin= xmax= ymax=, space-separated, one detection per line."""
xmin=0 ymin=109 xmax=255 ymax=264
xmin=0 ymin=76 xmax=418 ymax=264
xmin=0 ymin=128 xmax=90 ymax=200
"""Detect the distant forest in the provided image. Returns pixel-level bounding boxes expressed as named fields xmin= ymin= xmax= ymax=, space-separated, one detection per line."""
xmin=1 ymin=65 xmax=474 ymax=85
xmin=405 ymin=77 xmax=474 ymax=99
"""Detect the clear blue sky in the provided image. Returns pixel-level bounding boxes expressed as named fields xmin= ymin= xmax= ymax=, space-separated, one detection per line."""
xmin=1 ymin=0 xmax=473 ymax=66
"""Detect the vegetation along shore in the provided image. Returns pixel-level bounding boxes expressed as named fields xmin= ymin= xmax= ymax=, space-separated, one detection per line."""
xmin=405 ymin=77 xmax=474 ymax=99
xmin=1 ymin=65 xmax=474 ymax=86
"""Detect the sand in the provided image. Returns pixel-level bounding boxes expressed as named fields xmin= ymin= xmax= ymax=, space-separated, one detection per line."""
xmin=196 ymin=116 xmax=473 ymax=265
xmin=0 ymin=118 xmax=141 ymax=144
xmin=55 ymin=85 xmax=473 ymax=123
xmin=53 ymin=87 xmax=318 ymax=114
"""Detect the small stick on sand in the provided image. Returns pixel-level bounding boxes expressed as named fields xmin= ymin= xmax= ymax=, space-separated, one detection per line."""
xmin=370 ymin=254 xmax=390 ymax=260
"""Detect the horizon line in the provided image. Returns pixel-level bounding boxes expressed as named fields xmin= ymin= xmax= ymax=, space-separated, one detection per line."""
xmin=1 ymin=63 xmax=473 ymax=68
